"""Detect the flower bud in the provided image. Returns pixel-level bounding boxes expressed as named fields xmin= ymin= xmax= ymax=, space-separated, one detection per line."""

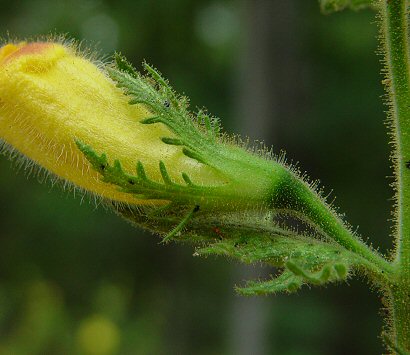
xmin=0 ymin=41 xmax=223 ymax=204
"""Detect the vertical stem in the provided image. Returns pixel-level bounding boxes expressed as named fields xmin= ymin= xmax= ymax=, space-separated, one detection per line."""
xmin=381 ymin=0 xmax=410 ymax=351
xmin=384 ymin=0 xmax=410 ymax=268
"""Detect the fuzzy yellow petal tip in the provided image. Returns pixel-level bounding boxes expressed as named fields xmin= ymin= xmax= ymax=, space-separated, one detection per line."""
xmin=0 ymin=43 xmax=24 ymax=62
xmin=0 ymin=42 xmax=69 ymax=77
xmin=1 ymin=42 xmax=46 ymax=62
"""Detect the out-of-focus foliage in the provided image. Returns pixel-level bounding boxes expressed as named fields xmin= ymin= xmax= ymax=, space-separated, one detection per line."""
xmin=319 ymin=0 xmax=375 ymax=14
xmin=0 ymin=1 xmax=389 ymax=354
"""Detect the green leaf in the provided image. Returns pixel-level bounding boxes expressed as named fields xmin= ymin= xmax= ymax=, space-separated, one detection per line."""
xmin=319 ymin=0 xmax=376 ymax=14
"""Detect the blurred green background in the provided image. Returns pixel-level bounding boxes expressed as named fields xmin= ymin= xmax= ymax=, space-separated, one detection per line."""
xmin=0 ymin=1 xmax=391 ymax=354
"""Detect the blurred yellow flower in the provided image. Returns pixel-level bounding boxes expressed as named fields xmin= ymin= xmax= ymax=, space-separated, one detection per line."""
xmin=76 ymin=315 xmax=120 ymax=355
xmin=0 ymin=41 xmax=222 ymax=205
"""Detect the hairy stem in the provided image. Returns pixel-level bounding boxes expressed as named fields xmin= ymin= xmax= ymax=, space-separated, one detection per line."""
xmin=271 ymin=172 xmax=393 ymax=278
xmin=380 ymin=0 xmax=410 ymax=351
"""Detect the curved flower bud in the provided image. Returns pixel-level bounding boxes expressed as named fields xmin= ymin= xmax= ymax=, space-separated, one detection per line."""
xmin=0 ymin=41 xmax=224 ymax=204
xmin=0 ymin=40 xmax=380 ymax=296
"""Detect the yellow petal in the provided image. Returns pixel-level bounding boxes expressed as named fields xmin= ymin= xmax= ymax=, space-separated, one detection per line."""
xmin=0 ymin=41 xmax=224 ymax=205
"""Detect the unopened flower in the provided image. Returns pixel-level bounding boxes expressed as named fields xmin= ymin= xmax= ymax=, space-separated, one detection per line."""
xmin=0 ymin=37 xmax=370 ymax=308
xmin=0 ymin=41 xmax=225 ymax=205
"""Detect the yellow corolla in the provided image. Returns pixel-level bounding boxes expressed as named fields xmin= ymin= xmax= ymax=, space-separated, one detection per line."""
xmin=0 ymin=41 xmax=223 ymax=204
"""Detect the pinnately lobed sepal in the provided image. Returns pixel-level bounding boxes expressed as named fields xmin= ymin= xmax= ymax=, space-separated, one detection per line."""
xmin=0 ymin=41 xmax=225 ymax=205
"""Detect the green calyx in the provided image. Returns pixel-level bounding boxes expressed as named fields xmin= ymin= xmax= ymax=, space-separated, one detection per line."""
xmin=77 ymin=52 xmax=391 ymax=300
xmin=78 ymin=53 xmax=290 ymax=211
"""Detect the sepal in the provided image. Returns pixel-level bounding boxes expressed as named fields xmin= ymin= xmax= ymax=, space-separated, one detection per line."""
xmin=107 ymin=61 xmax=225 ymax=170
xmin=76 ymin=140 xmax=236 ymax=207
xmin=117 ymin=203 xmax=355 ymax=294
xmin=197 ymin=232 xmax=354 ymax=294
xmin=196 ymin=232 xmax=354 ymax=269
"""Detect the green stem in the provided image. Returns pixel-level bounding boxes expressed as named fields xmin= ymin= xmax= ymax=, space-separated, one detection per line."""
xmin=299 ymin=185 xmax=391 ymax=275
xmin=381 ymin=0 xmax=410 ymax=351
xmin=270 ymin=172 xmax=393 ymax=278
